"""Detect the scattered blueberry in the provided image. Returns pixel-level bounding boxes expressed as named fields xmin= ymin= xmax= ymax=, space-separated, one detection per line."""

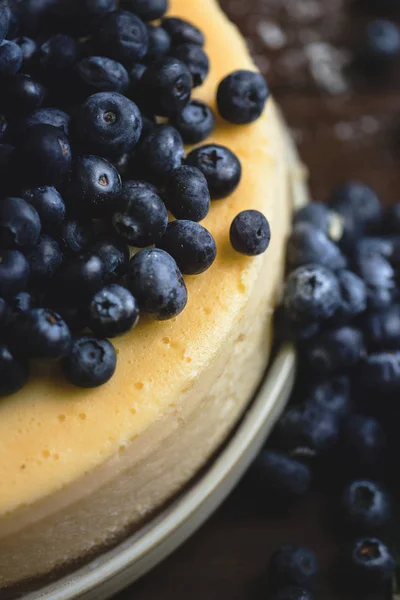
xmin=169 ymin=99 xmax=215 ymax=145
xmin=340 ymin=415 xmax=386 ymax=476
xmin=307 ymin=376 xmax=351 ymax=419
xmin=358 ymin=351 xmax=400 ymax=391
xmin=19 ymin=107 xmax=70 ymax=136
xmin=186 ymin=143 xmax=241 ymax=200
xmin=358 ymin=20 xmax=400 ymax=67
xmin=0 ymin=343 xmax=28 ymax=397
xmin=352 ymin=241 xmax=396 ymax=309
xmin=230 ymin=209 xmax=271 ymax=256
xmin=293 ymin=203 xmax=344 ymax=243
xmin=120 ymin=0 xmax=168 ymax=21
xmin=217 ymin=70 xmax=269 ymax=124
xmin=57 ymin=217 xmax=94 ymax=254
xmin=170 ymin=43 xmax=209 ymax=87
xmin=165 ymin=165 xmax=210 ymax=222
xmin=157 ymin=220 xmax=216 ymax=275
xmin=0 ymin=196 xmax=41 ymax=250
xmin=127 ymin=62 xmax=146 ymax=101
xmin=251 ymin=449 xmax=312 ymax=498
xmin=287 ymin=222 xmax=346 ymax=272
xmin=145 ymin=24 xmax=170 ymax=63
xmin=336 ymin=270 xmax=367 ymax=322
xmin=0 ymin=114 xmax=7 ymax=142
xmin=7 ymin=291 xmax=34 ymax=320
xmin=12 ymin=36 xmax=37 ymax=70
xmin=269 ymin=545 xmax=318 ymax=590
xmin=93 ymin=236 xmax=130 ymax=283
xmin=127 ymin=248 xmax=187 ymax=320
xmin=22 ymin=186 xmax=66 ymax=232
xmin=346 ymin=537 xmax=395 ymax=587
xmin=304 ymin=326 xmax=365 ymax=375
xmin=1 ymin=73 xmax=46 ymax=116
xmin=0 ymin=40 xmax=23 ymax=75
xmin=13 ymin=308 xmax=71 ymax=358
xmin=0 ymin=5 xmax=9 ymax=44
xmin=40 ymin=33 xmax=80 ymax=70
xmin=88 ymin=283 xmax=139 ymax=337
xmin=135 ymin=124 xmax=184 ymax=184
xmin=94 ymin=10 xmax=148 ymax=64
xmin=363 ymin=304 xmax=400 ymax=350
xmin=56 ymin=253 xmax=104 ymax=299
xmin=75 ymin=56 xmax=129 ymax=95
xmin=342 ymin=480 xmax=391 ymax=532
xmin=112 ymin=180 xmax=168 ymax=247
xmin=162 ymin=17 xmax=205 ymax=47
xmin=0 ymin=250 xmax=30 ymax=297
xmin=26 ymin=235 xmax=63 ymax=282
xmin=140 ymin=57 xmax=192 ymax=117
xmin=62 ymin=335 xmax=117 ymax=388
xmin=329 ymin=181 xmax=381 ymax=236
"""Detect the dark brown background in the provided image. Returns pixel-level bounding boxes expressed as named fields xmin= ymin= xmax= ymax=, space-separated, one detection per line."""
xmin=118 ymin=0 xmax=400 ymax=597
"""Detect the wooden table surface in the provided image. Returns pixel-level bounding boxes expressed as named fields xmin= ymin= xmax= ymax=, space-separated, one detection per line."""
xmin=117 ymin=0 xmax=400 ymax=598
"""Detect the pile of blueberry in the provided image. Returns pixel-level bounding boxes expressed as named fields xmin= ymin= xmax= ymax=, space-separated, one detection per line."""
xmin=256 ymin=181 xmax=400 ymax=599
xmin=0 ymin=0 xmax=271 ymax=395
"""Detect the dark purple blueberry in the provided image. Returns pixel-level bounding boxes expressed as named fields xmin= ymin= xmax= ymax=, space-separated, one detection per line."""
xmin=2 ymin=73 xmax=46 ymax=116
xmin=293 ymin=202 xmax=341 ymax=240
xmin=12 ymin=36 xmax=37 ymax=70
xmin=18 ymin=108 xmax=70 ymax=137
xmin=88 ymin=283 xmax=139 ymax=337
xmin=120 ymin=0 xmax=168 ymax=21
xmin=358 ymin=20 xmax=400 ymax=67
xmin=336 ymin=270 xmax=367 ymax=321
xmin=93 ymin=237 xmax=129 ymax=283
xmin=56 ymin=253 xmax=104 ymax=299
xmin=346 ymin=537 xmax=395 ymax=587
xmin=157 ymin=220 xmax=216 ymax=275
xmin=170 ymin=43 xmax=209 ymax=88
xmin=127 ymin=62 xmax=146 ymax=101
xmin=135 ymin=124 xmax=184 ymax=184
xmin=40 ymin=34 xmax=80 ymax=70
xmin=13 ymin=308 xmax=71 ymax=358
xmin=217 ymin=69 xmax=269 ymax=124
xmin=64 ymin=155 xmax=122 ymax=217
xmin=341 ymin=415 xmax=386 ymax=476
xmin=140 ymin=57 xmax=192 ymax=117
xmin=57 ymin=218 xmax=94 ymax=254
xmin=7 ymin=291 xmax=34 ymax=320
xmin=75 ymin=56 xmax=129 ymax=94
xmin=162 ymin=17 xmax=204 ymax=47
xmin=21 ymin=186 xmax=66 ymax=231
xmin=308 ymin=376 xmax=350 ymax=419
xmin=0 ymin=40 xmax=23 ymax=75
xmin=304 ymin=327 xmax=365 ymax=375
xmin=342 ymin=480 xmax=391 ymax=532
xmin=169 ymin=99 xmax=215 ymax=144
xmin=127 ymin=248 xmax=187 ymax=320
xmin=269 ymin=545 xmax=318 ymax=590
xmin=186 ymin=143 xmax=241 ymax=200
xmin=230 ymin=210 xmax=271 ymax=256
xmin=112 ymin=180 xmax=168 ymax=247
xmin=329 ymin=181 xmax=381 ymax=235
xmin=73 ymin=92 xmax=142 ymax=158
xmin=62 ymin=336 xmax=116 ymax=388
xmin=94 ymin=10 xmax=148 ymax=64
xmin=287 ymin=222 xmax=346 ymax=272
xmin=283 ymin=265 xmax=341 ymax=324
xmin=0 ymin=343 xmax=28 ymax=396
xmin=251 ymin=449 xmax=312 ymax=498
xmin=15 ymin=124 xmax=71 ymax=186
xmin=0 ymin=249 xmax=29 ymax=297
xmin=352 ymin=242 xmax=396 ymax=309
xmin=0 ymin=114 xmax=7 ymax=141
xmin=358 ymin=351 xmax=400 ymax=391
xmin=165 ymin=165 xmax=210 ymax=221
xmin=0 ymin=196 xmax=41 ymax=250
xmin=363 ymin=304 xmax=400 ymax=350
xmin=0 ymin=5 xmax=9 ymax=44
xmin=26 ymin=235 xmax=63 ymax=282
xmin=145 ymin=24 xmax=170 ymax=62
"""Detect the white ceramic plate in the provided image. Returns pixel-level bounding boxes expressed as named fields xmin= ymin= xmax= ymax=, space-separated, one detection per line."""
xmin=25 ymin=344 xmax=295 ymax=600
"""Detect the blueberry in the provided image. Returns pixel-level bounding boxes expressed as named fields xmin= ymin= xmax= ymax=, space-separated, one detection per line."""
xmin=16 ymin=124 xmax=71 ymax=186
xmin=170 ymin=43 xmax=209 ymax=88
xmin=269 ymin=588 xmax=314 ymax=600
xmin=307 ymin=376 xmax=350 ymax=419
xmin=382 ymin=202 xmax=400 ymax=234
xmin=75 ymin=56 xmax=129 ymax=94
xmin=287 ymin=222 xmax=346 ymax=272
xmin=275 ymin=306 xmax=321 ymax=343
xmin=346 ymin=537 xmax=395 ymax=587
xmin=283 ymin=265 xmax=341 ymax=324
xmin=47 ymin=302 xmax=87 ymax=333
xmin=62 ymin=335 xmax=116 ymax=388
xmin=112 ymin=180 xmax=168 ymax=247
xmin=250 ymin=449 xmax=312 ymax=498
xmin=342 ymin=480 xmax=391 ymax=532
xmin=269 ymin=545 xmax=318 ymax=590
xmin=12 ymin=36 xmax=37 ymax=70
xmin=162 ymin=17 xmax=205 ymax=47
xmin=336 ymin=270 xmax=367 ymax=321
xmin=329 ymin=181 xmax=381 ymax=235
xmin=120 ymin=0 xmax=168 ymax=21
xmin=341 ymin=415 xmax=386 ymax=476
xmin=0 ymin=113 xmax=7 ymax=141
xmin=94 ymin=10 xmax=148 ymax=64
xmin=186 ymin=143 xmax=242 ymax=200
xmin=71 ymin=0 xmax=117 ymax=33
xmin=0 ymin=5 xmax=9 ymax=44
xmin=0 ymin=249 xmax=29 ymax=297
xmin=26 ymin=235 xmax=63 ymax=282
xmin=2 ymin=73 xmax=46 ymax=116
xmin=169 ymin=100 xmax=215 ymax=145
xmin=158 ymin=220 xmax=216 ymax=275
xmin=304 ymin=327 xmax=364 ymax=375
xmin=0 ymin=343 xmax=28 ymax=396
xmin=40 ymin=34 xmax=80 ymax=70
xmin=0 ymin=196 xmax=41 ymax=250
xmin=88 ymin=283 xmax=139 ymax=337
xmin=73 ymin=92 xmax=142 ymax=158
xmin=140 ymin=57 xmax=192 ymax=117
xmin=13 ymin=308 xmax=71 ymax=359
xmin=0 ymin=40 xmax=23 ymax=75
xmin=19 ymin=107 xmax=70 ymax=136
xmin=93 ymin=236 xmax=129 ymax=283
xmin=165 ymin=165 xmax=210 ymax=222
xmin=352 ymin=242 xmax=396 ymax=309
xmin=217 ymin=70 xmax=269 ymax=124
xmin=358 ymin=20 xmax=400 ymax=66
xmin=230 ymin=210 xmax=270 ymax=256
xmin=127 ymin=62 xmax=146 ymax=101
xmin=135 ymin=124 xmax=184 ymax=184
xmin=274 ymin=402 xmax=340 ymax=454
xmin=22 ymin=186 xmax=66 ymax=231
xmin=364 ymin=304 xmax=400 ymax=350
xmin=358 ymin=351 xmax=400 ymax=391
xmin=7 ymin=291 xmax=34 ymax=320
xmin=293 ymin=202 xmax=344 ymax=243
xmin=145 ymin=24 xmax=170 ymax=62
xmin=127 ymin=248 xmax=187 ymax=320
xmin=56 ymin=254 xmax=104 ymax=299
xmin=0 ymin=295 xmax=7 ymax=326
xmin=64 ymin=155 xmax=122 ymax=217
xmin=57 ymin=217 xmax=94 ymax=254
